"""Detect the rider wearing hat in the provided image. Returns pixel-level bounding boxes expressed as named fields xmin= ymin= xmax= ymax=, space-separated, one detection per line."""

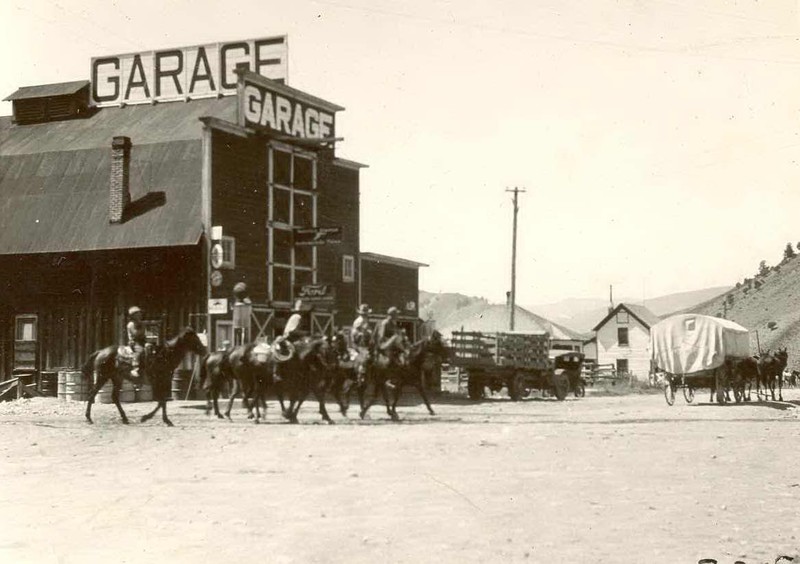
xmin=126 ymin=306 xmax=146 ymax=380
xmin=352 ymin=304 xmax=372 ymax=347
xmin=375 ymin=306 xmax=401 ymax=352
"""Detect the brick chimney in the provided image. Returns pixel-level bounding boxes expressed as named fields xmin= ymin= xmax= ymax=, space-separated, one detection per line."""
xmin=109 ymin=136 xmax=131 ymax=223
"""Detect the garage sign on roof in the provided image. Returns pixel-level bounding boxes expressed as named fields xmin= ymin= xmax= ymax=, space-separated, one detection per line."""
xmin=90 ymin=36 xmax=288 ymax=107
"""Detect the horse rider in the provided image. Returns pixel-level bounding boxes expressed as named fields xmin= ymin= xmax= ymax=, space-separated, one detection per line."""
xmin=275 ymin=299 xmax=312 ymax=357
xmin=375 ymin=306 xmax=405 ymax=361
xmin=127 ymin=306 xmax=146 ymax=381
xmin=351 ymin=303 xmax=372 ymax=347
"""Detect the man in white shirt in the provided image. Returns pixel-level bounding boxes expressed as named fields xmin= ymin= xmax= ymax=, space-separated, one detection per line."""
xmin=352 ymin=304 xmax=371 ymax=347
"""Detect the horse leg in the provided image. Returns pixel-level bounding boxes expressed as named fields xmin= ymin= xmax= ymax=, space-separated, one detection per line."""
xmin=360 ymin=372 xmax=381 ymax=419
xmin=141 ymin=402 xmax=161 ymax=423
xmin=85 ymin=371 xmax=109 ymax=424
xmin=778 ymin=373 xmax=784 ymax=402
xmin=418 ymin=370 xmax=436 ymax=416
xmin=110 ymin=378 xmax=129 ymax=424
xmin=390 ymin=381 xmax=404 ymax=421
xmin=315 ymin=377 xmax=334 ymax=424
xmin=161 ymin=401 xmax=173 ymax=427
xmin=225 ymin=379 xmax=239 ymax=420
xmin=213 ymin=387 xmax=224 ymax=419
xmin=383 ymin=375 xmax=397 ymax=421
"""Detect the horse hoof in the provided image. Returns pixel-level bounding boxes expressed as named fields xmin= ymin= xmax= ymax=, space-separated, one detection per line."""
xmin=122 ymin=419 xmax=130 ymax=425
xmin=86 ymin=418 xmax=93 ymax=425
xmin=217 ymin=414 xmax=225 ymax=420
xmin=165 ymin=420 xmax=174 ymax=427
xmin=429 ymin=410 xmax=436 ymax=416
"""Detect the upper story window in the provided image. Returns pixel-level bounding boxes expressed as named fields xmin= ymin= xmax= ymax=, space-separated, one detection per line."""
xmin=616 ymin=311 xmax=629 ymax=324
xmin=342 ymin=255 xmax=355 ymax=283
xmin=268 ymin=143 xmax=318 ymax=305
xmin=618 ymin=327 xmax=629 ymax=347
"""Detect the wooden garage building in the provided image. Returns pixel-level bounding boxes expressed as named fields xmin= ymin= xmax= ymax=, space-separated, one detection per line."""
xmin=0 ymin=63 xmax=424 ymax=382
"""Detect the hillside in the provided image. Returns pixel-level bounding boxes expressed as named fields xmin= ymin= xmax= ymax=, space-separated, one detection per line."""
xmin=419 ymin=291 xmax=586 ymax=340
xmin=688 ymin=255 xmax=800 ymax=369
xmin=524 ymin=286 xmax=730 ymax=333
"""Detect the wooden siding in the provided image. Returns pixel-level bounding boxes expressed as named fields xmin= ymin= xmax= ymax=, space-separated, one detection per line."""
xmin=360 ymin=260 xmax=419 ymax=319
xmin=317 ymin=154 xmax=360 ymax=328
xmin=596 ymin=319 xmax=651 ymax=380
xmin=0 ymin=247 xmax=204 ymax=381
xmin=210 ymin=131 xmax=268 ymax=303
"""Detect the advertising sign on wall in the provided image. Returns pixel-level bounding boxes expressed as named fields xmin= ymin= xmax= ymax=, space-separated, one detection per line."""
xmin=239 ymin=70 xmax=341 ymax=139
xmin=90 ymin=36 xmax=288 ymax=107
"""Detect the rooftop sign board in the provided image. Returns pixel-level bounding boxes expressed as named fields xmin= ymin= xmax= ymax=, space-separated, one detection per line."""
xmin=238 ymin=70 xmax=343 ymax=139
xmin=90 ymin=36 xmax=288 ymax=107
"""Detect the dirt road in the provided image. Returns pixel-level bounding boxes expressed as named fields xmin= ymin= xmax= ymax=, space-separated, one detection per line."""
xmin=1 ymin=389 xmax=799 ymax=564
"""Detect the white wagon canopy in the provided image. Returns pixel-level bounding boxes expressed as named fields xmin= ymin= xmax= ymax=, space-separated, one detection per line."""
xmin=650 ymin=314 xmax=751 ymax=375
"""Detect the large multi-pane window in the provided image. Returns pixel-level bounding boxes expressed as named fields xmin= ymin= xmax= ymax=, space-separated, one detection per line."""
xmin=268 ymin=143 xmax=317 ymax=305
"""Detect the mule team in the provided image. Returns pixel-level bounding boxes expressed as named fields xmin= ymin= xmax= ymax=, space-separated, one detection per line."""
xmin=718 ymin=347 xmax=790 ymax=403
xmin=81 ymin=302 xmax=448 ymax=426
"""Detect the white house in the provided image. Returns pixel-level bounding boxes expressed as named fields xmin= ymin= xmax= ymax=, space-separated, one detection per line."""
xmin=592 ymin=303 xmax=660 ymax=381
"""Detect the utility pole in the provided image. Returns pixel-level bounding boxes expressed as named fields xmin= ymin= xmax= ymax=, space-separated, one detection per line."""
xmin=506 ymin=187 xmax=525 ymax=331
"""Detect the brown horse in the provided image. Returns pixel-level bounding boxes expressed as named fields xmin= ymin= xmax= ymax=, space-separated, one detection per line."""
xmin=328 ymin=330 xmax=373 ymax=418
xmin=757 ymin=347 xmax=789 ymax=401
xmin=224 ymin=343 xmax=277 ymax=423
xmin=198 ymin=350 xmax=231 ymax=419
xmin=83 ymin=327 xmax=207 ymax=426
xmin=277 ymin=336 xmax=340 ymax=424
xmin=361 ymin=331 xmax=446 ymax=421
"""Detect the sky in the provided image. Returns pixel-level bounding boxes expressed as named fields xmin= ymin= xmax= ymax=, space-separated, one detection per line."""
xmin=2 ymin=0 xmax=800 ymax=306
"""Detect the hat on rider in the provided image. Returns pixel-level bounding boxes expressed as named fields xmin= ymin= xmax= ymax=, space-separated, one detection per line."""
xmin=387 ymin=306 xmax=400 ymax=316
xmin=357 ymin=304 xmax=371 ymax=315
xmin=128 ymin=306 xmax=142 ymax=316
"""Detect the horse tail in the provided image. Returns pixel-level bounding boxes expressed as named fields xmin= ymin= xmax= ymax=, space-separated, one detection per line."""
xmin=82 ymin=350 xmax=100 ymax=382
xmin=195 ymin=354 xmax=208 ymax=390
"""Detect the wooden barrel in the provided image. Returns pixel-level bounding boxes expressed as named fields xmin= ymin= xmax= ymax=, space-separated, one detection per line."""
xmin=64 ymin=371 xmax=87 ymax=402
xmin=97 ymin=379 xmax=136 ymax=403
xmin=57 ymin=371 xmax=68 ymax=400
xmin=40 ymin=371 xmax=58 ymax=397
xmin=171 ymin=370 xmax=191 ymax=400
xmin=135 ymin=384 xmax=153 ymax=402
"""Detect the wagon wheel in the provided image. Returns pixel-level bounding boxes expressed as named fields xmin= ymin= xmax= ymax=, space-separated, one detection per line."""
xmin=509 ymin=372 xmax=530 ymax=401
xmin=467 ymin=372 xmax=485 ymax=400
xmin=683 ymin=386 xmax=695 ymax=403
xmin=552 ymin=370 xmax=569 ymax=401
xmin=663 ymin=379 xmax=676 ymax=406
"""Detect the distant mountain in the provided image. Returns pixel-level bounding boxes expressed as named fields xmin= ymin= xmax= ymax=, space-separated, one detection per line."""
xmin=524 ymin=286 xmax=730 ymax=333
xmin=419 ymin=291 xmax=585 ymax=340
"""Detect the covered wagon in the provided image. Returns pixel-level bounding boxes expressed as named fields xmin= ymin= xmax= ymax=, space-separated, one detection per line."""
xmin=650 ymin=314 xmax=751 ymax=405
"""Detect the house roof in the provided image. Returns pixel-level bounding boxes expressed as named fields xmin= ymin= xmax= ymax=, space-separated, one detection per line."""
xmin=440 ymin=304 xmax=585 ymax=341
xmin=3 ymin=80 xmax=90 ymax=101
xmin=360 ymin=252 xmax=428 ymax=269
xmin=0 ymin=97 xmax=238 ymax=255
xmin=592 ymin=303 xmax=661 ymax=332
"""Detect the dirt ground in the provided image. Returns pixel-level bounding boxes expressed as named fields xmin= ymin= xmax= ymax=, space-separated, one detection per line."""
xmin=1 ymin=387 xmax=799 ymax=564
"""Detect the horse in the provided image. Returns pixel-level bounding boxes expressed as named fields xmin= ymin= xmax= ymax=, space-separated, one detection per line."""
xmin=84 ymin=327 xmax=207 ymax=426
xmin=757 ymin=347 xmax=788 ymax=401
xmin=274 ymin=335 xmax=338 ymax=424
xmin=726 ymin=356 xmax=759 ymax=402
xmin=328 ymin=330 xmax=374 ymax=418
xmin=362 ymin=331 xmax=447 ymax=421
xmin=223 ymin=342 xmax=280 ymax=423
xmin=197 ymin=349 xmax=231 ymax=419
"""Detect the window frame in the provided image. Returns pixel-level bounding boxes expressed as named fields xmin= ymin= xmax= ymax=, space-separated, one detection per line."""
xmin=267 ymin=142 xmax=318 ymax=307
xmin=617 ymin=327 xmax=630 ymax=347
xmin=220 ymin=235 xmax=236 ymax=270
xmin=616 ymin=358 xmax=629 ymax=375
xmin=342 ymin=255 xmax=355 ymax=283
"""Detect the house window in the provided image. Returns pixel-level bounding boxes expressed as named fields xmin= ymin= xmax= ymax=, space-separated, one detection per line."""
xmin=618 ymin=327 xmax=629 ymax=347
xmin=616 ymin=359 xmax=629 ymax=374
xmin=15 ymin=315 xmax=37 ymax=341
xmin=616 ymin=311 xmax=629 ymax=324
xmin=220 ymin=236 xmax=236 ymax=269
xmin=342 ymin=255 xmax=355 ymax=283
xmin=267 ymin=143 xmax=317 ymax=306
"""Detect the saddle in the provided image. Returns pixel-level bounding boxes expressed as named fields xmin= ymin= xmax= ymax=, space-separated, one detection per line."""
xmin=270 ymin=337 xmax=295 ymax=362
xmin=117 ymin=345 xmax=135 ymax=364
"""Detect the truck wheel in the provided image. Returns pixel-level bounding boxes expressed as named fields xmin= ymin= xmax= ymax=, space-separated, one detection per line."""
xmin=552 ymin=370 xmax=569 ymax=401
xmin=467 ymin=375 xmax=484 ymax=400
xmin=574 ymin=380 xmax=586 ymax=398
xmin=508 ymin=373 xmax=529 ymax=401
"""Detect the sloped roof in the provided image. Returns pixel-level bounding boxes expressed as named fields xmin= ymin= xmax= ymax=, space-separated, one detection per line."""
xmin=439 ymin=303 xmax=584 ymax=341
xmin=360 ymin=252 xmax=428 ymax=269
xmin=592 ymin=303 xmax=661 ymax=331
xmin=0 ymin=97 xmax=237 ymax=255
xmin=4 ymin=80 xmax=90 ymax=101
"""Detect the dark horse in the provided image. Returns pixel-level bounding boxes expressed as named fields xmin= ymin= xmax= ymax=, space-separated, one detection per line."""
xmin=328 ymin=330 xmax=373 ymax=418
xmin=84 ymin=327 xmax=207 ymax=425
xmin=726 ymin=356 xmax=759 ymax=402
xmin=276 ymin=336 xmax=341 ymax=424
xmin=362 ymin=331 xmax=447 ymax=421
xmin=757 ymin=347 xmax=789 ymax=401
